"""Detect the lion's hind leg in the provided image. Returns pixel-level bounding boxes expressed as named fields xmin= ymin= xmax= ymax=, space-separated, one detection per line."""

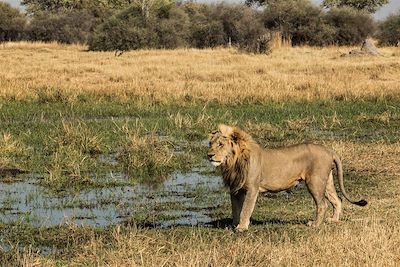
xmin=306 ymin=175 xmax=328 ymax=227
xmin=325 ymin=171 xmax=342 ymax=223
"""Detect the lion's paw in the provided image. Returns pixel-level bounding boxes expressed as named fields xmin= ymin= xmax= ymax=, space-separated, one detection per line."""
xmin=307 ymin=221 xmax=320 ymax=227
xmin=234 ymin=226 xmax=248 ymax=233
xmin=326 ymin=218 xmax=341 ymax=224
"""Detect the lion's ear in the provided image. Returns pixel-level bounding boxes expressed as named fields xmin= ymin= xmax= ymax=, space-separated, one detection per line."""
xmin=218 ymin=124 xmax=234 ymax=137
xmin=208 ymin=130 xmax=219 ymax=140
xmin=231 ymin=127 xmax=247 ymax=144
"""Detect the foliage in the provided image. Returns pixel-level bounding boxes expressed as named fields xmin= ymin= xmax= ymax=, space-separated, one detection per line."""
xmin=261 ymin=0 xmax=374 ymax=46
xmin=0 ymin=2 xmax=26 ymax=42
xmin=88 ymin=6 xmax=150 ymax=51
xmin=1 ymin=0 xmax=394 ymax=50
xmin=262 ymin=0 xmax=336 ymax=46
xmin=212 ymin=4 xmax=266 ymax=49
xmin=21 ymin=0 xmax=133 ymax=14
xmin=25 ymin=10 xmax=99 ymax=44
xmin=322 ymin=0 xmax=389 ymax=13
xmin=184 ymin=4 xmax=226 ymax=48
xmin=325 ymin=7 xmax=375 ymax=45
xmin=88 ymin=1 xmax=190 ymax=51
xmin=183 ymin=3 xmax=266 ymax=49
xmin=376 ymin=13 xmax=400 ymax=46
xmin=154 ymin=5 xmax=191 ymax=49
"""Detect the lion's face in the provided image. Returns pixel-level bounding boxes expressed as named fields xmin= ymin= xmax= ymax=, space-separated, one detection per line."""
xmin=207 ymin=124 xmax=239 ymax=167
xmin=207 ymin=133 xmax=233 ymax=167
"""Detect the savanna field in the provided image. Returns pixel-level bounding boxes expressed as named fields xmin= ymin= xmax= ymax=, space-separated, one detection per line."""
xmin=0 ymin=42 xmax=400 ymax=266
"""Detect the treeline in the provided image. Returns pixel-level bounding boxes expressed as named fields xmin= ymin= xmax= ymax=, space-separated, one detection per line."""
xmin=1 ymin=0 xmax=399 ymax=51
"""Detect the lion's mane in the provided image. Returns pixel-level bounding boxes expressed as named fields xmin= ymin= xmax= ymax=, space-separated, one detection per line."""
xmin=220 ymin=127 xmax=256 ymax=194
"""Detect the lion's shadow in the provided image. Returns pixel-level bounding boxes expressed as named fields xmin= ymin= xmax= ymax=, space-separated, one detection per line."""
xmin=0 ymin=168 xmax=26 ymax=177
xmin=122 ymin=217 xmax=308 ymax=230
xmin=207 ymin=217 xmax=308 ymax=229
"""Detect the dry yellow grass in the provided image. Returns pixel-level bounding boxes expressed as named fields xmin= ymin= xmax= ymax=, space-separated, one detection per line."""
xmin=24 ymin=218 xmax=400 ymax=266
xmin=1 ymin=42 xmax=399 ymax=103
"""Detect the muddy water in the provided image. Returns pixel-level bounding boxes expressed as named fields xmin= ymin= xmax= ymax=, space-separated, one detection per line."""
xmin=0 ymin=170 xmax=225 ymax=228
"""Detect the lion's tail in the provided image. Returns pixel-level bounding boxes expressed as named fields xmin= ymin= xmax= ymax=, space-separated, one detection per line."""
xmin=333 ymin=153 xmax=368 ymax=206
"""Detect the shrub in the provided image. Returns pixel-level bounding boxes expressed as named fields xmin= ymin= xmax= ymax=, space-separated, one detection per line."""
xmin=0 ymin=2 xmax=26 ymax=42
xmin=190 ymin=18 xmax=226 ymax=48
xmin=88 ymin=7 xmax=149 ymax=52
xmin=152 ymin=5 xmax=190 ymax=49
xmin=25 ymin=10 xmax=98 ymax=44
xmin=325 ymin=7 xmax=375 ymax=45
xmin=376 ymin=13 xmax=400 ymax=46
xmin=262 ymin=0 xmax=336 ymax=46
xmin=182 ymin=3 xmax=226 ymax=48
xmin=183 ymin=3 xmax=267 ymax=49
xmin=89 ymin=3 xmax=190 ymax=51
xmin=214 ymin=4 xmax=266 ymax=49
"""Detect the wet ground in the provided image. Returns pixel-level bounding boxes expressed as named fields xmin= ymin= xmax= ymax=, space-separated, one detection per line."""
xmin=0 ymin=167 xmax=226 ymax=228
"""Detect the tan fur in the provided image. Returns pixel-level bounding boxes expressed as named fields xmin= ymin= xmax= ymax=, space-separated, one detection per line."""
xmin=208 ymin=124 xmax=367 ymax=231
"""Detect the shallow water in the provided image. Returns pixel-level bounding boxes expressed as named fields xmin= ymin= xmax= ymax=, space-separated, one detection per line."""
xmin=0 ymin=169 xmax=224 ymax=228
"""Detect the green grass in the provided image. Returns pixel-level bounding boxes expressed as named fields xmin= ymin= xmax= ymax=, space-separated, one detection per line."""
xmin=0 ymin=97 xmax=398 ymax=190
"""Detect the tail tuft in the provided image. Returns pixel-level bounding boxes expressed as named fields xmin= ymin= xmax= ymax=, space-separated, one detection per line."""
xmin=354 ymin=199 xmax=368 ymax=206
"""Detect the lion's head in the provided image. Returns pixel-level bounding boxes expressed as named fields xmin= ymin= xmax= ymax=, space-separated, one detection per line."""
xmin=207 ymin=124 xmax=255 ymax=193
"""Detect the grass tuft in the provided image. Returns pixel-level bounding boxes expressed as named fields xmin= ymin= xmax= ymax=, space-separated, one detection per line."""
xmin=118 ymin=125 xmax=174 ymax=184
xmin=57 ymin=120 xmax=104 ymax=155
xmin=0 ymin=133 xmax=31 ymax=171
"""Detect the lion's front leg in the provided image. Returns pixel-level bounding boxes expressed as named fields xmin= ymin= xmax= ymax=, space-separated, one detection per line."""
xmin=231 ymin=190 xmax=245 ymax=227
xmin=235 ymin=188 xmax=259 ymax=232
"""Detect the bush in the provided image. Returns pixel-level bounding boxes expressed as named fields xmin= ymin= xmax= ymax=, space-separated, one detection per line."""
xmin=376 ymin=13 xmax=400 ymax=46
xmin=154 ymin=5 xmax=190 ymax=49
xmin=0 ymin=2 xmax=26 ymax=42
xmin=25 ymin=10 xmax=99 ymax=44
xmin=88 ymin=7 xmax=149 ymax=51
xmin=183 ymin=3 xmax=226 ymax=48
xmin=190 ymin=18 xmax=225 ymax=48
xmin=214 ymin=4 xmax=266 ymax=49
xmin=325 ymin=7 xmax=375 ymax=45
xmin=89 ymin=3 xmax=190 ymax=51
xmin=262 ymin=0 xmax=336 ymax=46
xmin=183 ymin=3 xmax=266 ymax=49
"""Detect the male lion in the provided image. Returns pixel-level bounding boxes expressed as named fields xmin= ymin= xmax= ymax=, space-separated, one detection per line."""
xmin=207 ymin=124 xmax=367 ymax=231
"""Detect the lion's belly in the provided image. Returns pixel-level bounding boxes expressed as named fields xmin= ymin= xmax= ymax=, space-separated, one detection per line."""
xmin=258 ymin=174 xmax=304 ymax=193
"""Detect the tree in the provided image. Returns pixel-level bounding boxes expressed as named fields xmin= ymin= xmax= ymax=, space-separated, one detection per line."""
xmin=88 ymin=0 xmax=190 ymax=51
xmin=0 ymin=2 xmax=26 ymax=42
xmin=322 ymin=0 xmax=389 ymax=13
xmin=25 ymin=10 xmax=97 ymax=44
xmin=183 ymin=3 xmax=226 ymax=48
xmin=213 ymin=4 xmax=265 ymax=47
xmin=376 ymin=12 xmax=400 ymax=46
xmin=325 ymin=7 xmax=375 ymax=45
xmin=262 ymin=0 xmax=336 ymax=46
xmin=21 ymin=0 xmax=134 ymax=14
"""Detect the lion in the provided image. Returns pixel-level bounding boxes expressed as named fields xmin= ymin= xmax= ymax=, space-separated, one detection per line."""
xmin=207 ymin=124 xmax=367 ymax=231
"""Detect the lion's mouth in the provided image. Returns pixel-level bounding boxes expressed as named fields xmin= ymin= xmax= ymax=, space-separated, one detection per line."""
xmin=210 ymin=160 xmax=222 ymax=167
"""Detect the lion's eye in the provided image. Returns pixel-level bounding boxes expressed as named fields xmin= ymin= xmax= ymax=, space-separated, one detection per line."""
xmin=218 ymin=143 xmax=223 ymax=147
